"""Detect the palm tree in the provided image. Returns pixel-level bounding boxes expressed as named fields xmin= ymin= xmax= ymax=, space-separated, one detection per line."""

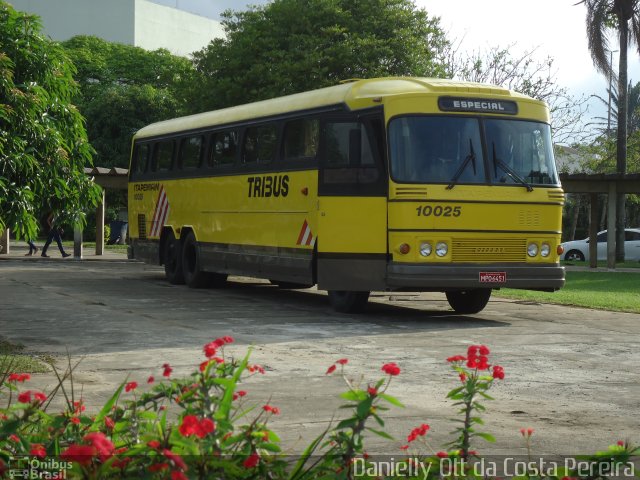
xmin=580 ymin=0 xmax=640 ymax=261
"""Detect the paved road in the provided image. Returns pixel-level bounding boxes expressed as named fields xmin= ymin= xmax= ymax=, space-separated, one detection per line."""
xmin=1 ymin=251 xmax=638 ymax=456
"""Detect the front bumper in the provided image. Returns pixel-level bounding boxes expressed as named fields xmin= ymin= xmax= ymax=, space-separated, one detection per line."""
xmin=386 ymin=263 xmax=565 ymax=291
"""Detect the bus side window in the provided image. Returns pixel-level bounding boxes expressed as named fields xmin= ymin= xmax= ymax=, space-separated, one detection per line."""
xmin=153 ymin=140 xmax=174 ymax=172
xmin=283 ymin=118 xmax=319 ymax=162
xmin=321 ymin=121 xmax=379 ymax=183
xmin=133 ymin=143 xmax=150 ymax=176
xmin=210 ymin=130 xmax=238 ymax=167
xmin=243 ymin=124 xmax=277 ymax=164
xmin=179 ymin=136 xmax=203 ymax=170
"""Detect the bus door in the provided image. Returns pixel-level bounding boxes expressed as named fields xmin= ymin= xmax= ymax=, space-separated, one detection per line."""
xmin=316 ymin=113 xmax=388 ymax=291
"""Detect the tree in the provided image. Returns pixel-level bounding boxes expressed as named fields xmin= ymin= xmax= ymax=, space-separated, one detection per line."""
xmin=0 ymin=3 xmax=101 ymax=240
xmin=580 ymin=0 xmax=640 ymax=261
xmin=187 ymin=0 xmax=449 ymax=112
xmin=61 ymin=36 xmax=193 ymax=169
xmin=443 ymin=44 xmax=590 ymax=146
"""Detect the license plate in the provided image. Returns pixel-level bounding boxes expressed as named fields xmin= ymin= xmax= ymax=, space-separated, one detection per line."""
xmin=479 ymin=272 xmax=507 ymax=283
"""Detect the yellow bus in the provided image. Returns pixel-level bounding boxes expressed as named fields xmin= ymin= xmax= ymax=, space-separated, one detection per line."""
xmin=128 ymin=77 xmax=565 ymax=314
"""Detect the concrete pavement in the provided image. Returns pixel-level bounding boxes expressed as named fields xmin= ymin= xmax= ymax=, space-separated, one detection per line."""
xmin=1 ymin=245 xmax=639 ymax=456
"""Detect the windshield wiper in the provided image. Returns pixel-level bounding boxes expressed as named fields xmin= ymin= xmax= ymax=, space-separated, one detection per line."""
xmin=446 ymin=139 xmax=477 ymax=190
xmin=491 ymin=143 xmax=533 ymax=192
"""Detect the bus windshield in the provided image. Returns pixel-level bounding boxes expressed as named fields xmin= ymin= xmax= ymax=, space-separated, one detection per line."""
xmin=389 ymin=116 xmax=559 ymax=187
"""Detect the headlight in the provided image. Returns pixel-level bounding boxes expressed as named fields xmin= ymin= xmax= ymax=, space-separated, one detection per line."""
xmin=540 ymin=243 xmax=551 ymax=257
xmin=527 ymin=243 xmax=538 ymax=257
xmin=419 ymin=242 xmax=432 ymax=257
xmin=435 ymin=242 xmax=448 ymax=257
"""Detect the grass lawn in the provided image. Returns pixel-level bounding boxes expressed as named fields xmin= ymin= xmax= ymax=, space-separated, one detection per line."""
xmin=497 ymin=271 xmax=640 ymax=313
xmin=561 ymin=260 xmax=640 ymax=269
xmin=0 ymin=340 xmax=51 ymax=374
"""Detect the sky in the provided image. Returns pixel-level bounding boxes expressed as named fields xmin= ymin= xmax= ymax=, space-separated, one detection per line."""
xmin=150 ymin=0 xmax=640 ymax=133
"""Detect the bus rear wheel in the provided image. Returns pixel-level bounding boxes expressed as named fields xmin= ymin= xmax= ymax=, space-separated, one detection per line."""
xmin=182 ymin=232 xmax=210 ymax=288
xmin=445 ymin=289 xmax=491 ymax=314
xmin=327 ymin=290 xmax=370 ymax=313
xmin=163 ymin=231 xmax=184 ymax=285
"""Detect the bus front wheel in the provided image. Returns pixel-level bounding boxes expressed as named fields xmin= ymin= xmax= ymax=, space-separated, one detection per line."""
xmin=163 ymin=231 xmax=184 ymax=285
xmin=328 ymin=290 xmax=370 ymax=313
xmin=182 ymin=232 xmax=210 ymax=288
xmin=445 ymin=289 xmax=491 ymax=314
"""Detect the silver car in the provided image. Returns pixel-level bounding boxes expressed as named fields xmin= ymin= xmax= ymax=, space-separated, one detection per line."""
xmin=560 ymin=228 xmax=640 ymax=261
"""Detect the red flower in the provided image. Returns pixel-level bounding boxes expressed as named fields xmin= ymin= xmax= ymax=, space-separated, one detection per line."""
xmin=492 ymin=365 xmax=505 ymax=380
xmin=9 ymin=434 xmax=20 ymax=442
xmin=162 ymin=363 xmax=173 ymax=377
xmin=83 ymin=432 xmax=115 ymax=462
xmin=171 ymin=471 xmax=188 ymax=480
xmin=478 ymin=345 xmax=490 ymax=355
xmin=125 ymin=381 xmax=138 ymax=392
xmin=18 ymin=390 xmax=46 ymax=404
xmin=237 ymin=390 xmax=247 ymax=397
xmin=477 ymin=356 xmax=489 ymax=370
xmin=446 ymin=355 xmax=466 ymax=363
xmin=178 ymin=415 xmax=216 ymax=438
xmin=8 ymin=373 xmax=30 ymax=382
xmin=30 ymin=443 xmax=46 ymax=458
xmin=61 ymin=444 xmax=97 ymax=466
xmin=436 ymin=451 xmax=449 ymax=458
xmin=147 ymin=376 xmax=155 ymax=384
xmin=381 ymin=362 xmax=401 ymax=376
xmin=243 ymin=452 xmax=260 ymax=469
xmin=367 ymin=386 xmax=378 ymax=396
xmin=520 ymin=427 xmax=534 ymax=437
xmin=248 ymin=364 xmax=265 ymax=374
xmin=263 ymin=404 xmax=280 ymax=415
xmin=148 ymin=440 xmax=161 ymax=449
xmin=163 ymin=449 xmax=187 ymax=471
xmin=467 ymin=345 xmax=478 ymax=357
xmin=459 ymin=372 xmax=467 ymax=383
xmin=336 ymin=358 xmax=348 ymax=365
xmin=149 ymin=463 xmax=169 ymax=472
xmin=222 ymin=336 xmax=234 ymax=344
xmin=104 ymin=417 xmax=115 ymax=430
xmin=70 ymin=417 xmax=81 ymax=425
xmin=326 ymin=364 xmax=337 ymax=375
xmin=407 ymin=423 xmax=430 ymax=442
xmin=399 ymin=445 xmax=409 ymax=450
xmin=203 ymin=342 xmax=217 ymax=358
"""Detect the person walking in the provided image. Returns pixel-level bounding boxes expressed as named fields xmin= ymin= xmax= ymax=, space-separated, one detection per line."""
xmin=25 ymin=238 xmax=38 ymax=256
xmin=41 ymin=213 xmax=70 ymax=258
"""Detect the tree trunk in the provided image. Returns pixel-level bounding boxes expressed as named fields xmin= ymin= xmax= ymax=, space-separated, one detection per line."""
xmin=616 ymin=21 xmax=628 ymax=262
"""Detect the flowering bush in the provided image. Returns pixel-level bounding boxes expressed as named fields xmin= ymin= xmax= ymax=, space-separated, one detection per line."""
xmin=0 ymin=339 xmax=636 ymax=479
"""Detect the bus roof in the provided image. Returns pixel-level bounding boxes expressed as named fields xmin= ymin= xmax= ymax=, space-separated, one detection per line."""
xmin=134 ymin=77 xmax=543 ymax=140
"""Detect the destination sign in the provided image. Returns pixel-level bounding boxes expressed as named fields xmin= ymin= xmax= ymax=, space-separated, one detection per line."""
xmin=438 ymin=97 xmax=518 ymax=115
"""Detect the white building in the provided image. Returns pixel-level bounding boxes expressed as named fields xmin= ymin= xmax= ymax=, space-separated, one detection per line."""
xmin=9 ymin=0 xmax=224 ymax=57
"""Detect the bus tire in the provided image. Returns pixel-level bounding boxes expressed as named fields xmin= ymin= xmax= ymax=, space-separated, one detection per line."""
xmin=327 ymin=290 xmax=370 ymax=313
xmin=208 ymin=272 xmax=228 ymax=288
xmin=182 ymin=231 xmax=209 ymax=288
xmin=445 ymin=289 xmax=491 ymax=314
xmin=163 ymin=231 xmax=184 ymax=285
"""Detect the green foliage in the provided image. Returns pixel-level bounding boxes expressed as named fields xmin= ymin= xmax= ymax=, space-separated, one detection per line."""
xmin=187 ymin=0 xmax=449 ymax=112
xmin=61 ymin=36 xmax=193 ymax=169
xmin=0 ymin=2 xmax=101 ymax=239
xmin=2 ymin=339 xmax=636 ymax=479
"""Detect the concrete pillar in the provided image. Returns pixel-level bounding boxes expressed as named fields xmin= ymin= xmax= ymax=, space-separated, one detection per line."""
xmin=589 ymin=193 xmax=598 ymax=269
xmin=607 ymin=183 xmax=617 ymax=269
xmin=96 ymin=189 xmax=105 ymax=255
xmin=0 ymin=228 xmax=8 ymax=254
xmin=73 ymin=224 xmax=83 ymax=259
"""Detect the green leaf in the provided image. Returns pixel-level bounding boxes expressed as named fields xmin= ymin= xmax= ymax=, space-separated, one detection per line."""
xmin=91 ymin=382 xmax=123 ymax=429
xmin=474 ymin=432 xmax=496 ymax=442
xmin=366 ymin=427 xmax=395 ymax=440
xmin=340 ymin=390 xmax=367 ymax=402
xmin=378 ymin=393 xmax=404 ymax=408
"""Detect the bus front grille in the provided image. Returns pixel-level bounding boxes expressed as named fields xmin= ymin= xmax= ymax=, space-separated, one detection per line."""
xmin=452 ymin=238 xmax=526 ymax=262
